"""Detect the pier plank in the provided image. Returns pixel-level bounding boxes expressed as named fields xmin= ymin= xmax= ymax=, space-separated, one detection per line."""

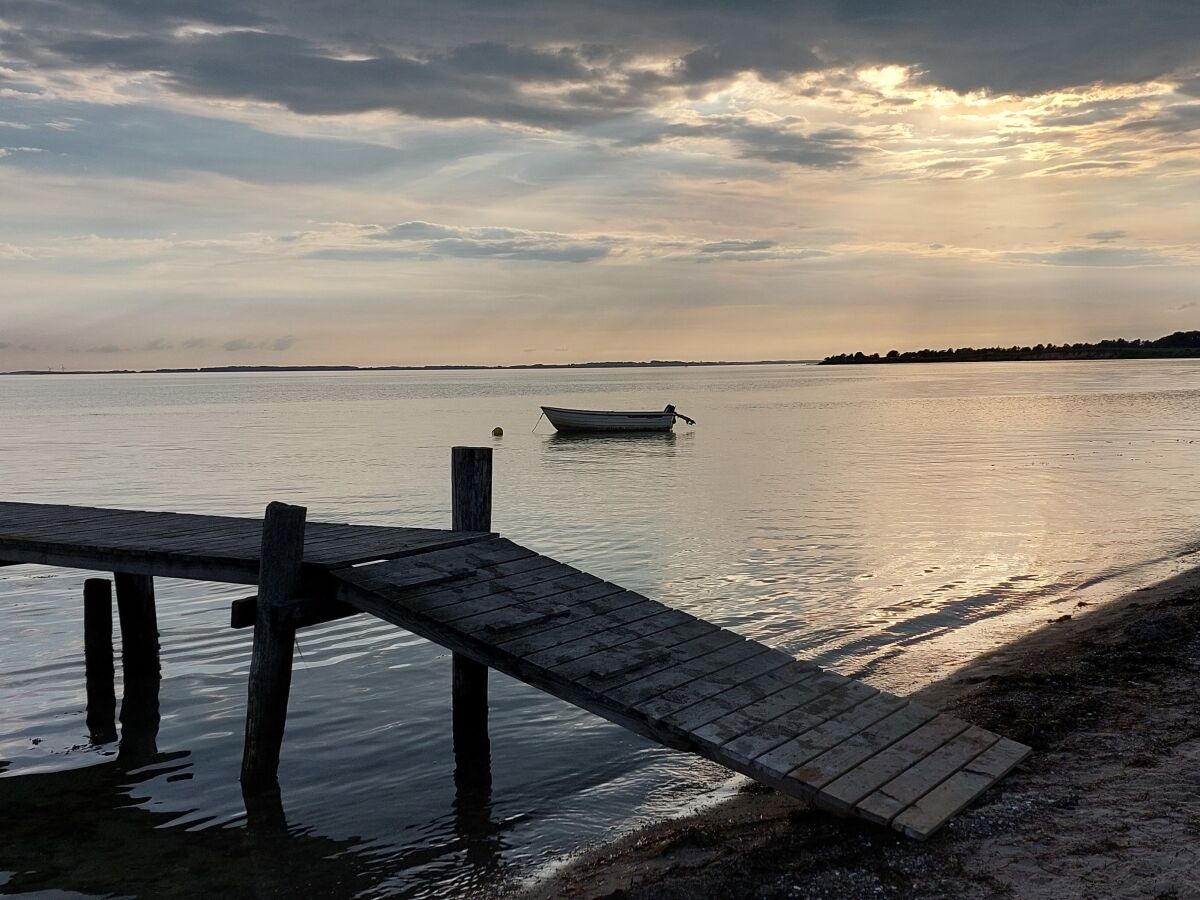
xmin=458 ymin=585 xmax=639 ymax=640
xmin=439 ymin=574 xmax=609 ymax=626
xmin=854 ymin=725 xmax=998 ymax=825
xmin=691 ymin=670 xmax=853 ymax=746
xmin=818 ymin=714 xmax=971 ymax=811
xmin=788 ymin=702 xmax=940 ymax=790
xmin=720 ymin=681 xmax=881 ymax=765
xmin=754 ymin=692 xmax=907 ymax=777
xmin=546 ymin=617 xmax=716 ymax=679
xmin=597 ymin=630 xmax=754 ymax=699
xmin=663 ymin=661 xmax=821 ymax=731
xmin=631 ymin=650 xmax=796 ymax=721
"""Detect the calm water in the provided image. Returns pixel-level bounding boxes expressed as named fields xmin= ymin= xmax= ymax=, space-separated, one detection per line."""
xmin=3 ymin=362 xmax=1200 ymax=898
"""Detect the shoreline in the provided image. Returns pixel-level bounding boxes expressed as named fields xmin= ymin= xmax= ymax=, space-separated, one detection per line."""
xmin=517 ymin=564 xmax=1200 ymax=899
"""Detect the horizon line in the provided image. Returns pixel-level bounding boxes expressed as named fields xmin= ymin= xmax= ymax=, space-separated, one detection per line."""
xmin=0 ymin=358 xmax=820 ymax=377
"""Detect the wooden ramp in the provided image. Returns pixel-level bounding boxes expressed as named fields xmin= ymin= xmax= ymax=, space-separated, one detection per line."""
xmin=1 ymin=494 xmax=1029 ymax=841
xmin=333 ymin=537 xmax=1030 ymax=840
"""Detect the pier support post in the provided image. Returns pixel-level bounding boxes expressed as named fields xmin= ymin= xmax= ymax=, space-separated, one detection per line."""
xmin=114 ymin=572 xmax=159 ymax=677
xmin=83 ymin=578 xmax=117 ymax=743
xmin=241 ymin=501 xmax=307 ymax=792
xmin=451 ymin=447 xmax=491 ymax=745
xmin=114 ymin=572 xmax=161 ymax=763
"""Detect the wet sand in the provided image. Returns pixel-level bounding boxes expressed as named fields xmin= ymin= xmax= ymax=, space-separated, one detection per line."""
xmin=518 ymin=566 xmax=1200 ymax=899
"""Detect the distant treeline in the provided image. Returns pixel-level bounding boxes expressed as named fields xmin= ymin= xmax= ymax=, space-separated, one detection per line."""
xmin=820 ymin=331 xmax=1200 ymax=365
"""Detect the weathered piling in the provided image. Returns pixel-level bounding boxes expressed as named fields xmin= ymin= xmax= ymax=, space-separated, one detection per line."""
xmin=114 ymin=572 xmax=158 ymax=677
xmin=451 ymin=447 xmax=492 ymax=743
xmin=83 ymin=578 xmax=117 ymax=743
xmin=241 ymin=501 xmax=307 ymax=791
xmin=113 ymin=572 xmax=161 ymax=762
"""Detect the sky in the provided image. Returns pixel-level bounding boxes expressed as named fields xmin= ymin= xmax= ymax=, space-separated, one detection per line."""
xmin=1 ymin=1 xmax=1198 ymax=368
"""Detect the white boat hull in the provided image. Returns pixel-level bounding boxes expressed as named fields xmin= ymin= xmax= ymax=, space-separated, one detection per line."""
xmin=540 ymin=406 xmax=676 ymax=432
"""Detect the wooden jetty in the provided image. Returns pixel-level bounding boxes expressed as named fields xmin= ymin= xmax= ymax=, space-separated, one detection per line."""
xmin=0 ymin=448 xmax=1029 ymax=840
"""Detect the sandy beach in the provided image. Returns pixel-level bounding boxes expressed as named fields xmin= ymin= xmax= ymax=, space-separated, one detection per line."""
xmin=519 ymin=565 xmax=1200 ymax=900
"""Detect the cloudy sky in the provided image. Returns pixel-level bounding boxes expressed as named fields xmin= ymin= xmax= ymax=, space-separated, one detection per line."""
xmin=2 ymin=1 xmax=1198 ymax=368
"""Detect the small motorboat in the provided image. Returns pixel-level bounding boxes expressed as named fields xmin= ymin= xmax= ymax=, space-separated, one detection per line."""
xmin=539 ymin=404 xmax=696 ymax=433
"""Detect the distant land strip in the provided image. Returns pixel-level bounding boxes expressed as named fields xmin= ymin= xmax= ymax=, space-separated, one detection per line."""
xmin=820 ymin=331 xmax=1200 ymax=365
xmin=1 ymin=359 xmax=818 ymax=376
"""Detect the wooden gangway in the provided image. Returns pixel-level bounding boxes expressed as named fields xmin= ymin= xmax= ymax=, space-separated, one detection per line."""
xmin=0 ymin=451 xmax=1028 ymax=840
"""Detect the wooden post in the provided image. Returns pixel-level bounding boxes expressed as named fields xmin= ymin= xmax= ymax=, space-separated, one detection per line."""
xmin=114 ymin=572 xmax=161 ymax=763
xmin=451 ymin=447 xmax=492 ymax=743
xmin=83 ymin=578 xmax=117 ymax=743
xmin=114 ymin=572 xmax=159 ymax=677
xmin=241 ymin=501 xmax=307 ymax=792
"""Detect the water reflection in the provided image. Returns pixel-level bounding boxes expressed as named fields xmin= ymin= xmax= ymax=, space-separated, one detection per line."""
xmin=542 ymin=430 xmax=679 ymax=449
xmin=452 ymin=726 xmax=506 ymax=887
xmin=0 ymin=752 xmax=387 ymax=898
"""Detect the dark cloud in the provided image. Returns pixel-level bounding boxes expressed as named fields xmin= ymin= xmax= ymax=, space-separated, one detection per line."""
xmin=344 ymin=221 xmax=614 ymax=262
xmin=1086 ymin=230 xmax=1128 ymax=242
xmin=1036 ymin=96 xmax=1148 ymax=127
xmin=1005 ymin=246 xmax=1169 ymax=267
xmin=3 ymin=1 xmax=1196 ymax=134
xmin=445 ymin=42 xmax=590 ymax=80
xmin=26 ymin=30 xmax=634 ymax=129
xmin=1118 ymin=103 xmax=1200 ymax=134
xmin=693 ymin=247 xmax=832 ymax=263
xmin=622 ymin=116 xmax=865 ymax=167
xmin=700 ymin=240 xmax=777 ymax=252
xmin=674 ymin=37 xmax=821 ymax=86
xmin=220 ymin=337 xmax=296 ymax=352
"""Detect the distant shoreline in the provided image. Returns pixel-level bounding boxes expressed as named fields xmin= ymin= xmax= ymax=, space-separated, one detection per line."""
xmin=0 ymin=359 xmax=817 ymax=376
xmin=820 ymin=330 xmax=1200 ymax=365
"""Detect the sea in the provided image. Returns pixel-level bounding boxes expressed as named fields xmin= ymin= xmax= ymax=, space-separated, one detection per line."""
xmin=2 ymin=360 xmax=1199 ymax=898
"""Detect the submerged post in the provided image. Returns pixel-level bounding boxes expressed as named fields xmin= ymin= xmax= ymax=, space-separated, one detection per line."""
xmin=241 ymin=501 xmax=307 ymax=792
xmin=451 ymin=447 xmax=492 ymax=744
xmin=83 ymin=578 xmax=117 ymax=743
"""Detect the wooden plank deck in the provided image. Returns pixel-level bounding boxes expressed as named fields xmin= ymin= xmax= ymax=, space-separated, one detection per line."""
xmin=0 ymin=500 xmax=1029 ymax=839
xmin=0 ymin=502 xmax=491 ymax=583
xmin=333 ymin=542 xmax=1031 ymax=840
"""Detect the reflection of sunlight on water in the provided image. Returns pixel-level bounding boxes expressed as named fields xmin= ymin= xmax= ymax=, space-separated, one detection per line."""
xmin=2 ymin=361 xmax=1200 ymax=897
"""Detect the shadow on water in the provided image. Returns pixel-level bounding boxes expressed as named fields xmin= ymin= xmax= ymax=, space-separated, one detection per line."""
xmin=0 ymin=752 xmax=387 ymax=899
xmin=0 ymin=745 xmax=516 ymax=898
xmin=0 ymin=637 xmax=517 ymax=898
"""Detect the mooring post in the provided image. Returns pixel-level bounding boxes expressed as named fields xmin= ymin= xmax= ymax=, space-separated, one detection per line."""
xmin=83 ymin=578 xmax=117 ymax=743
xmin=451 ymin=446 xmax=492 ymax=743
xmin=241 ymin=501 xmax=307 ymax=792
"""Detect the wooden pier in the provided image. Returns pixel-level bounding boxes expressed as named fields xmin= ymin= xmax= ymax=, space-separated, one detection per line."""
xmin=0 ymin=448 xmax=1028 ymax=840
